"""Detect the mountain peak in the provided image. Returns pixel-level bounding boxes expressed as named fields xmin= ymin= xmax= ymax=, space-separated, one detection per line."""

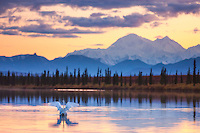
xmin=156 ymin=36 xmax=171 ymax=41
xmin=154 ymin=36 xmax=185 ymax=53
xmin=109 ymin=33 xmax=152 ymax=49
xmin=67 ymin=33 xmax=188 ymax=65
xmin=163 ymin=36 xmax=170 ymax=40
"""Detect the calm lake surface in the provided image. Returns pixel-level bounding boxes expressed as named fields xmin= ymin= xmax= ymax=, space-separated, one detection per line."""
xmin=0 ymin=89 xmax=200 ymax=133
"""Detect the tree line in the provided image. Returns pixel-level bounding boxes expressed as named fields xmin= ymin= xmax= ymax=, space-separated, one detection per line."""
xmin=0 ymin=60 xmax=199 ymax=87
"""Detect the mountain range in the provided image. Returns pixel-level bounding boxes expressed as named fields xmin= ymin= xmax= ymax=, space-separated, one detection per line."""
xmin=67 ymin=34 xmax=200 ymax=65
xmin=0 ymin=53 xmax=200 ymax=76
xmin=1 ymin=33 xmax=200 ymax=75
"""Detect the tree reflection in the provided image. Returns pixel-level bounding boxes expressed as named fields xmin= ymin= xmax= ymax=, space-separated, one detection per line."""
xmin=50 ymin=115 xmax=78 ymax=128
xmin=193 ymin=97 xmax=196 ymax=122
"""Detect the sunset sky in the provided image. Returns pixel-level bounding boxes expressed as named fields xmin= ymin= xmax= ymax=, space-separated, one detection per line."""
xmin=0 ymin=0 xmax=200 ymax=60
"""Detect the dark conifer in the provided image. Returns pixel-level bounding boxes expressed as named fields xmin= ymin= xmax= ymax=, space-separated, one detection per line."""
xmin=174 ymin=70 xmax=178 ymax=84
xmin=77 ymin=68 xmax=81 ymax=85
xmin=138 ymin=71 xmax=143 ymax=85
xmin=120 ymin=72 xmax=123 ymax=86
xmin=124 ymin=77 xmax=127 ymax=86
xmin=193 ymin=59 xmax=196 ymax=86
xmin=64 ymin=67 xmax=69 ymax=85
xmin=7 ymin=71 xmax=10 ymax=85
xmin=129 ymin=74 xmax=132 ymax=86
xmin=11 ymin=72 xmax=15 ymax=86
xmin=144 ymin=74 xmax=148 ymax=85
xmin=27 ymin=73 xmax=30 ymax=85
xmin=69 ymin=72 xmax=73 ymax=85
xmin=149 ymin=68 xmax=153 ymax=85
xmin=180 ymin=72 xmax=183 ymax=83
xmin=160 ymin=67 xmax=167 ymax=85
xmin=74 ymin=69 xmax=76 ymax=84
xmin=197 ymin=70 xmax=200 ymax=83
xmin=0 ymin=72 xmax=3 ymax=85
xmin=186 ymin=67 xmax=191 ymax=84
xmin=52 ymin=73 xmax=56 ymax=86
xmin=56 ymin=69 xmax=59 ymax=84
xmin=99 ymin=69 xmax=102 ymax=86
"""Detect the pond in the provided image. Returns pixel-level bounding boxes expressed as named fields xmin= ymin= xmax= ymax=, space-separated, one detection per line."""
xmin=0 ymin=89 xmax=200 ymax=133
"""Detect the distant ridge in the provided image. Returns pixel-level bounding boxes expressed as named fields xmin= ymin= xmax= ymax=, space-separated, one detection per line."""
xmin=0 ymin=53 xmax=200 ymax=76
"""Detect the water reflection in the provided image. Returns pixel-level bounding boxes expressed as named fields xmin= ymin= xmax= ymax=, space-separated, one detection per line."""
xmin=0 ymin=90 xmax=200 ymax=109
xmin=50 ymin=115 xmax=78 ymax=128
xmin=0 ymin=89 xmax=200 ymax=133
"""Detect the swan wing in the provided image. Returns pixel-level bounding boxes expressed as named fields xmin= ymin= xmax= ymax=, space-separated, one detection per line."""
xmin=65 ymin=102 xmax=79 ymax=111
xmin=49 ymin=102 xmax=62 ymax=111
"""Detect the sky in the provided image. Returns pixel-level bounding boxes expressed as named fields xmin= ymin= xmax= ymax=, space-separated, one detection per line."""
xmin=0 ymin=0 xmax=200 ymax=60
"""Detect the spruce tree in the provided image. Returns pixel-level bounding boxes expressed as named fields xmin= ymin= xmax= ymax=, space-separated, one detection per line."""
xmin=64 ymin=67 xmax=69 ymax=85
xmin=129 ymin=74 xmax=132 ymax=86
xmin=193 ymin=59 xmax=196 ymax=86
xmin=174 ymin=70 xmax=178 ymax=84
xmin=160 ymin=67 xmax=167 ymax=85
xmin=144 ymin=74 xmax=148 ymax=85
xmin=11 ymin=72 xmax=15 ymax=86
xmin=149 ymin=68 xmax=153 ymax=85
xmin=84 ymin=68 xmax=88 ymax=84
xmin=56 ymin=69 xmax=59 ymax=85
xmin=97 ymin=68 xmax=99 ymax=85
xmin=99 ymin=69 xmax=102 ymax=86
xmin=138 ymin=71 xmax=143 ymax=85
xmin=74 ymin=69 xmax=76 ymax=84
xmin=186 ymin=67 xmax=191 ymax=84
xmin=120 ymin=72 xmax=123 ymax=86
xmin=124 ymin=77 xmax=127 ymax=86
xmin=77 ymin=68 xmax=81 ymax=85
xmin=180 ymin=72 xmax=183 ymax=83
xmin=197 ymin=70 xmax=199 ymax=83
xmin=7 ymin=71 xmax=10 ymax=85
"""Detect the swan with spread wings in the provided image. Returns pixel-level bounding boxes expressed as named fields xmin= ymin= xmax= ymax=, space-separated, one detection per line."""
xmin=49 ymin=101 xmax=79 ymax=116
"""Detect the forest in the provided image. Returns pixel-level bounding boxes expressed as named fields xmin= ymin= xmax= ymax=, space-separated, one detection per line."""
xmin=0 ymin=59 xmax=199 ymax=90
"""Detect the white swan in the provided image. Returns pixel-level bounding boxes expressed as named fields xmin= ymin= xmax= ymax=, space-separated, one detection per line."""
xmin=49 ymin=101 xmax=79 ymax=116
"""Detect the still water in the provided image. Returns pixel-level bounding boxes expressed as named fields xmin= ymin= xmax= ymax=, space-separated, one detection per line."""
xmin=0 ymin=89 xmax=200 ymax=133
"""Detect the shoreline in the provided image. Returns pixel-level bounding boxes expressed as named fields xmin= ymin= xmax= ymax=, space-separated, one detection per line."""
xmin=1 ymin=83 xmax=200 ymax=93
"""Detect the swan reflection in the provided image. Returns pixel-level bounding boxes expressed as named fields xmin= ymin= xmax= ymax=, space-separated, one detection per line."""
xmin=50 ymin=115 xmax=78 ymax=128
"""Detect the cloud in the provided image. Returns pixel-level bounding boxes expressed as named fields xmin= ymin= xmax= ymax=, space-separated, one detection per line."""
xmin=0 ymin=0 xmax=200 ymax=17
xmin=90 ymin=13 xmax=106 ymax=17
xmin=27 ymin=34 xmax=49 ymax=37
xmin=0 ymin=26 xmax=19 ymax=30
xmin=147 ymin=3 xmax=200 ymax=17
xmin=65 ymin=13 xmax=157 ymax=27
xmin=8 ymin=16 xmax=21 ymax=23
xmin=52 ymin=34 xmax=79 ymax=38
xmin=150 ymin=22 xmax=162 ymax=28
xmin=194 ymin=27 xmax=200 ymax=33
xmin=27 ymin=34 xmax=78 ymax=38
xmin=39 ymin=11 xmax=57 ymax=16
xmin=19 ymin=24 xmax=103 ymax=34
xmin=91 ymin=44 xmax=104 ymax=46
xmin=1 ymin=30 xmax=19 ymax=35
xmin=0 ymin=23 xmax=103 ymax=38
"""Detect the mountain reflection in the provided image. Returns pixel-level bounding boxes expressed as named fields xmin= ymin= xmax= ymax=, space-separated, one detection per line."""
xmin=50 ymin=115 xmax=78 ymax=128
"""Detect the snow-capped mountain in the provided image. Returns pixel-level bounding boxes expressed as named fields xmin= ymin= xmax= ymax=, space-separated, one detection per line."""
xmin=184 ymin=44 xmax=200 ymax=59
xmin=67 ymin=34 xmax=189 ymax=65
xmin=153 ymin=36 xmax=185 ymax=53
